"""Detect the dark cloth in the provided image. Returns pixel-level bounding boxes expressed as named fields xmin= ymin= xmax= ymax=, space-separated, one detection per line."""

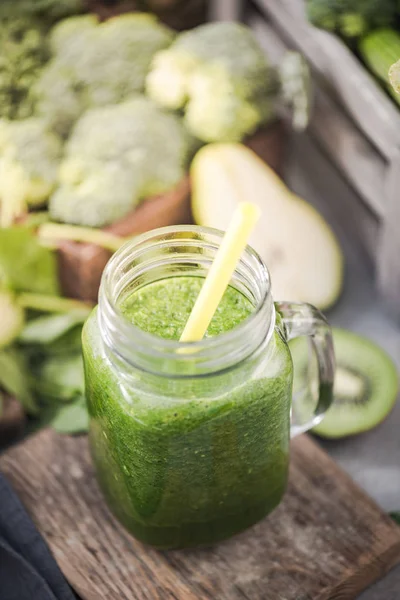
xmin=0 ymin=473 xmax=76 ymax=600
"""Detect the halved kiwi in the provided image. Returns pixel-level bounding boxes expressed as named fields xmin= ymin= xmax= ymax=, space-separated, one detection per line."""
xmin=290 ymin=328 xmax=399 ymax=439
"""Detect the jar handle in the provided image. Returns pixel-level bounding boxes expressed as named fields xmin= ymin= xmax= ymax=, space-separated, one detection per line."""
xmin=275 ymin=301 xmax=335 ymax=437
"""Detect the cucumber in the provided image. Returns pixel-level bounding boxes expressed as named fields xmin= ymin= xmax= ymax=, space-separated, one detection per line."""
xmin=359 ymin=28 xmax=400 ymax=106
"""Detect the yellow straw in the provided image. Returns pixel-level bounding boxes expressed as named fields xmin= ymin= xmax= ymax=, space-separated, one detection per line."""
xmin=180 ymin=202 xmax=261 ymax=343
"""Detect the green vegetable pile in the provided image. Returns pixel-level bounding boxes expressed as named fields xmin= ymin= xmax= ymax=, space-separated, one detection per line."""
xmin=0 ymin=118 xmax=63 ymax=226
xmin=307 ymin=0 xmax=397 ymax=38
xmin=0 ymin=11 xmax=310 ymax=229
xmin=306 ymin=0 xmax=400 ymax=108
xmin=0 ymin=0 xmax=85 ymax=22
xmin=0 ymin=0 xmax=85 ymax=122
xmin=0 ymin=226 xmax=91 ymax=435
xmin=0 ymin=17 xmax=48 ymax=121
xmin=34 ymin=13 xmax=175 ymax=135
xmin=0 ymin=7 xmax=312 ymax=438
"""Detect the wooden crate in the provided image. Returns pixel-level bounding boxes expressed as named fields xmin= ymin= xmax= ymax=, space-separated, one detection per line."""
xmin=219 ymin=0 xmax=400 ymax=317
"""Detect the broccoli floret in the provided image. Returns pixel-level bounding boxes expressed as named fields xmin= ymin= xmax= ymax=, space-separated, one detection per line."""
xmin=48 ymin=14 xmax=98 ymax=54
xmin=49 ymin=97 xmax=194 ymax=228
xmin=0 ymin=17 xmax=49 ymax=121
xmin=34 ymin=13 xmax=175 ymax=136
xmin=0 ymin=118 xmax=62 ymax=226
xmin=0 ymin=0 xmax=85 ymax=22
xmin=146 ymin=22 xmax=277 ymax=143
xmin=306 ymin=0 xmax=396 ymax=38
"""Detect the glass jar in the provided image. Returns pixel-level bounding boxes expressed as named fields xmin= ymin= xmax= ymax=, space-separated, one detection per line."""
xmin=82 ymin=226 xmax=334 ymax=549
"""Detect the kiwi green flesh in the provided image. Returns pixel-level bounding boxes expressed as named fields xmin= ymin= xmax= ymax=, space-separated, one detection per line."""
xmin=290 ymin=328 xmax=399 ymax=439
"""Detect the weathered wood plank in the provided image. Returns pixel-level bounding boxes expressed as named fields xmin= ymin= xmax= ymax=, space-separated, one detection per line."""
xmin=377 ymin=151 xmax=400 ymax=319
xmin=1 ymin=430 xmax=400 ymax=600
xmin=249 ymin=10 xmax=400 ymax=318
xmin=253 ymin=0 xmax=400 ymax=160
xmin=284 ymin=131 xmax=379 ymax=267
xmin=249 ymin=13 xmax=386 ymax=221
xmin=208 ymin=0 xmax=242 ymax=21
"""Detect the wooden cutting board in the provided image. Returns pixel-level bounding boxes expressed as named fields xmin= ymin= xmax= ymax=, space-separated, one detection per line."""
xmin=1 ymin=430 xmax=400 ymax=600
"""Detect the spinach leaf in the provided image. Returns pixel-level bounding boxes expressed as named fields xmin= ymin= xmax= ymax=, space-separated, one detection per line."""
xmin=37 ymin=353 xmax=84 ymax=401
xmin=31 ymin=378 xmax=77 ymax=402
xmin=19 ymin=313 xmax=85 ymax=345
xmin=0 ymin=348 xmax=38 ymax=414
xmin=0 ymin=227 xmax=59 ymax=295
xmin=26 ymin=403 xmax=61 ymax=435
xmin=46 ymin=325 xmax=83 ymax=355
xmin=50 ymin=396 xmax=89 ymax=434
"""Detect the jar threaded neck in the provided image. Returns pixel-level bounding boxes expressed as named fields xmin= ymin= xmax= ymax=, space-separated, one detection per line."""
xmin=98 ymin=226 xmax=274 ymax=377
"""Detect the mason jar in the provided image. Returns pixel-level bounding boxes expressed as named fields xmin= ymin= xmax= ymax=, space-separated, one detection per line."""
xmin=82 ymin=226 xmax=334 ymax=549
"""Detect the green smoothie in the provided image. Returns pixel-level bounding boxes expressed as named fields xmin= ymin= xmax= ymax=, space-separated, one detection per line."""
xmin=83 ymin=276 xmax=292 ymax=548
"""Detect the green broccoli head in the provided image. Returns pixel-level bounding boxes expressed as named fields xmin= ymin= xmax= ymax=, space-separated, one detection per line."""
xmin=50 ymin=164 xmax=140 ymax=229
xmin=184 ymin=66 xmax=273 ymax=143
xmin=307 ymin=0 xmax=396 ymax=37
xmin=49 ymin=97 xmax=194 ymax=228
xmin=146 ymin=22 xmax=276 ymax=143
xmin=0 ymin=17 xmax=49 ymax=121
xmin=34 ymin=13 xmax=175 ymax=136
xmin=0 ymin=0 xmax=85 ymax=22
xmin=0 ymin=118 xmax=62 ymax=226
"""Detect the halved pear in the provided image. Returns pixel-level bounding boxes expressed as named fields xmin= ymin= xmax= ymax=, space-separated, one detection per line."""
xmin=191 ymin=144 xmax=343 ymax=310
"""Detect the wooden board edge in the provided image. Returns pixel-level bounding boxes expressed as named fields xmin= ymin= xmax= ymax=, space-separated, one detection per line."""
xmin=51 ymin=555 xmax=99 ymax=600
xmin=293 ymin=436 xmax=400 ymax=598
xmin=322 ymin=540 xmax=400 ymax=600
xmin=292 ymin=435 xmax=400 ymax=537
xmin=248 ymin=11 xmax=385 ymax=222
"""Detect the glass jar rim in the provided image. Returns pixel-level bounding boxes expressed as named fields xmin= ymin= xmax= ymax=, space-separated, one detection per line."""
xmin=98 ymin=225 xmax=275 ymax=376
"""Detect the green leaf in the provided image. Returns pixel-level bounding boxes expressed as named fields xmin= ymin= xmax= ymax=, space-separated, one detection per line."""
xmin=19 ymin=313 xmax=85 ymax=345
xmin=0 ymin=227 xmax=59 ymax=295
xmin=390 ymin=512 xmax=400 ymax=525
xmin=26 ymin=403 xmax=61 ymax=435
xmin=38 ymin=352 xmax=84 ymax=401
xmin=42 ymin=353 xmax=84 ymax=392
xmin=50 ymin=396 xmax=89 ymax=434
xmin=31 ymin=378 xmax=76 ymax=402
xmin=0 ymin=348 xmax=38 ymax=414
xmin=46 ymin=325 xmax=83 ymax=355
